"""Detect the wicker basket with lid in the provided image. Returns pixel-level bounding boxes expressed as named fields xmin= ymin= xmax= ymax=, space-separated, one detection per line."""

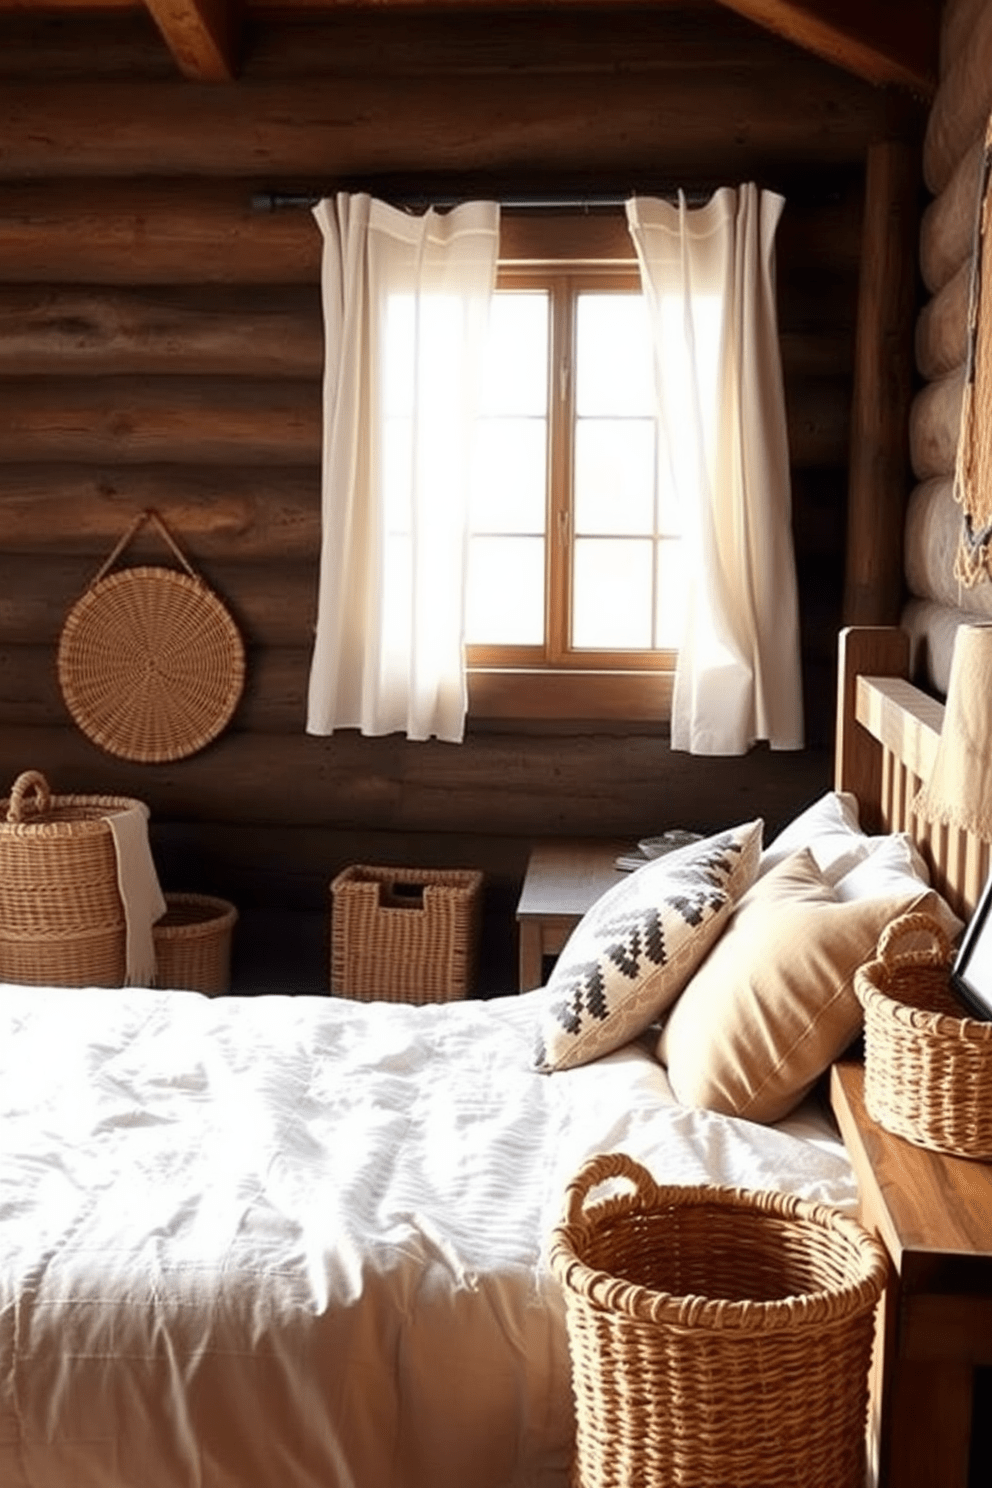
xmin=0 ymin=769 xmax=150 ymax=987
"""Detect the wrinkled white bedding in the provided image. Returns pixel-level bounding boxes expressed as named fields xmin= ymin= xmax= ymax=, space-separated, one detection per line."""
xmin=0 ymin=982 xmax=857 ymax=1488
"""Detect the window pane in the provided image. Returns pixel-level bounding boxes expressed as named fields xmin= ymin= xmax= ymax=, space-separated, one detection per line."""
xmin=575 ymin=294 xmax=654 ymax=417
xmin=471 ymin=416 xmax=547 ymax=533
xmin=481 ymin=293 xmax=549 ymax=416
xmin=572 ymin=537 xmax=652 ymax=649
xmin=656 ymin=536 xmax=686 ymax=648
xmin=467 ymin=536 xmax=544 ymax=644
xmin=574 ymin=418 xmax=655 ymax=535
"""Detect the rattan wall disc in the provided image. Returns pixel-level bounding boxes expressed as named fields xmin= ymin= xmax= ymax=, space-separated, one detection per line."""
xmin=57 ymin=564 xmax=245 ymax=763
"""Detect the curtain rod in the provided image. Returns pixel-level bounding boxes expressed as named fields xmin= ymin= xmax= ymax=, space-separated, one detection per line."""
xmin=250 ymin=190 xmax=713 ymax=213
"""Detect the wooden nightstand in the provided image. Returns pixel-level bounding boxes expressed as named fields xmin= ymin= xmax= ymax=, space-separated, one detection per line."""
xmin=830 ymin=1061 xmax=992 ymax=1488
xmin=515 ymin=839 xmax=629 ymax=991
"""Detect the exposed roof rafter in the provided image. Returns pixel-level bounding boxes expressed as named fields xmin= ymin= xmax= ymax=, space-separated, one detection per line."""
xmin=713 ymin=0 xmax=939 ymax=98
xmin=142 ymin=0 xmax=242 ymax=80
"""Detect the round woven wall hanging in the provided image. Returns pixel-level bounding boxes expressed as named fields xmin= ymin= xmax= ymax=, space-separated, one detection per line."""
xmin=57 ymin=510 xmax=245 ymax=764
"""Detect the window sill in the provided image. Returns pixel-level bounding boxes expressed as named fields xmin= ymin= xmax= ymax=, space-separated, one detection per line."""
xmin=467 ymin=667 xmax=674 ymax=721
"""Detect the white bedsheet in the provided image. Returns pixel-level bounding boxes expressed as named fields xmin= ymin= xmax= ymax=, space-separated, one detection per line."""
xmin=0 ymin=982 xmax=857 ymax=1488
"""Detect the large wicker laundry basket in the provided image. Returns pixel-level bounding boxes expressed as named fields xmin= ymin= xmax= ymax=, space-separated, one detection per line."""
xmin=855 ymin=911 xmax=992 ymax=1159
xmin=0 ymin=769 xmax=149 ymax=988
xmin=549 ymin=1152 xmax=888 ymax=1488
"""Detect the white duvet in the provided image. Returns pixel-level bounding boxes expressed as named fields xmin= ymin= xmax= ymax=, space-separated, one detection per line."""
xmin=0 ymin=982 xmax=857 ymax=1488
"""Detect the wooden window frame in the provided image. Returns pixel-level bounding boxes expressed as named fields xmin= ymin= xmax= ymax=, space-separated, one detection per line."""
xmin=466 ymin=212 xmax=676 ymax=722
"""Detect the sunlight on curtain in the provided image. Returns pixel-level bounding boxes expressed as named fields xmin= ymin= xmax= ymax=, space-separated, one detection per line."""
xmin=627 ymin=187 xmax=804 ymax=755
xmin=307 ymin=194 xmax=500 ymax=742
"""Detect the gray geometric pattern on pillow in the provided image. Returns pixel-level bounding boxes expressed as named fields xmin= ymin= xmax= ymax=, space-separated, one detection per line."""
xmin=534 ymin=822 xmax=762 ymax=1073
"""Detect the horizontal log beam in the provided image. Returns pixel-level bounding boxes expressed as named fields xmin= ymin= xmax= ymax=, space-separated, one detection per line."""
xmin=919 ymin=136 xmax=983 ymax=297
xmin=0 ymin=641 xmax=311 ymax=733
xmin=0 ymin=285 xmax=322 ymax=377
xmin=151 ymin=818 xmax=535 ymax=912
xmin=904 ymin=475 xmax=992 ymax=616
xmin=0 ymin=720 xmax=830 ymax=839
xmin=908 ymin=365 xmax=965 ymax=481
xmin=0 ymin=554 xmax=318 ymax=647
xmin=0 ymin=280 xmax=849 ymax=380
xmin=0 ymin=181 xmax=321 ymax=285
xmin=923 ymin=0 xmax=992 ymax=194
xmin=901 ymin=594 xmax=980 ymax=697
xmin=0 ymin=371 xmax=850 ymax=471
xmin=915 ymin=261 xmax=970 ymax=380
xmin=0 ymin=73 xmax=906 ymax=182
xmin=0 ymin=174 xmax=864 ymax=286
xmin=0 ymin=376 xmax=321 ymax=464
xmin=0 ymin=467 xmax=321 ymax=558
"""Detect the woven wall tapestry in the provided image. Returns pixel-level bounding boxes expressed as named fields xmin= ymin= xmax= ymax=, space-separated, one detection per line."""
xmin=57 ymin=509 xmax=245 ymax=764
xmin=954 ymin=109 xmax=992 ymax=587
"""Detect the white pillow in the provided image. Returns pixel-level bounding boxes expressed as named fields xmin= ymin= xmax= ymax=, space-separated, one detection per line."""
xmin=533 ymin=820 xmax=763 ymax=1073
xmin=761 ymin=790 xmax=962 ymax=940
xmin=760 ymin=790 xmax=865 ymax=882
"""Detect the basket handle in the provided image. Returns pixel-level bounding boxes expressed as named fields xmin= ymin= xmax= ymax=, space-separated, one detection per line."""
xmin=876 ymin=910 xmax=952 ymax=968
xmin=561 ymin=1152 xmax=656 ymax=1228
xmin=90 ymin=509 xmax=199 ymax=587
xmin=6 ymin=770 xmax=51 ymax=824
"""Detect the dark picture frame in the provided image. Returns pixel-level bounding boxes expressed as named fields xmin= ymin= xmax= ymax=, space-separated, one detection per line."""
xmin=951 ymin=869 xmax=992 ymax=1021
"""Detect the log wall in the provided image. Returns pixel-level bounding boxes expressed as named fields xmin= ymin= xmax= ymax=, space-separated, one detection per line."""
xmin=903 ymin=0 xmax=992 ymax=694
xmin=0 ymin=7 xmax=926 ymax=986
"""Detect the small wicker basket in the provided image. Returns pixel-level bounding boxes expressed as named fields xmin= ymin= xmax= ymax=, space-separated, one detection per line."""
xmin=0 ymin=768 xmax=149 ymax=988
xmin=549 ymin=1152 xmax=888 ymax=1488
xmin=330 ymin=865 xmax=483 ymax=1003
xmin=154 ymin=892 xmax=238 ymax=996
xmin=854 ymin=910 xmax=992 ymax=1160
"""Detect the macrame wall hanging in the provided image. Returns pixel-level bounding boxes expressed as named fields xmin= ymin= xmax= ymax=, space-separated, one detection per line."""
xmin=57 ymin=509 xmax=245 ymax=763
xmin=953 ymin=109 xmax=992 ymax=587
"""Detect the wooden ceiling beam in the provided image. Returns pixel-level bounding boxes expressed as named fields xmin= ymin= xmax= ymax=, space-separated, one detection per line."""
xmin=712 ymin=0 xmax=939 ymax=97
xmin=142 ymin=0 xmax=242 ymax=81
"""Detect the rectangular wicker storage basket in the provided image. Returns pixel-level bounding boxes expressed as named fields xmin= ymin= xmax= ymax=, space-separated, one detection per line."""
xmin=330 ymin=865 xmax=483 ymax=1003
xmin=549 ymin=1153 xmax=888 ymax=1488
xmin=854 ymin=910 xmax=992 ymax=1159
xmin=154 ymin=893 xmax=238 ymax=996
xmin=0 ymin=769 xmax=149 ymax=988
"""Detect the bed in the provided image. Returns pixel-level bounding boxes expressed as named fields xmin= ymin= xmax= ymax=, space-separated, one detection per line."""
xmin=0 ymin=624 xmax=975 ymax=1488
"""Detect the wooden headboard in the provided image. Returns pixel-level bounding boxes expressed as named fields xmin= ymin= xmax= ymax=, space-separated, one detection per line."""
xmin=835 ymin=625 xmax=990 ymax=923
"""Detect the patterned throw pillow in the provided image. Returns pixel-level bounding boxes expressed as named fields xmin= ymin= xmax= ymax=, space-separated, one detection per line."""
xmin=533 ymin=820 xmax=763 ymax=1073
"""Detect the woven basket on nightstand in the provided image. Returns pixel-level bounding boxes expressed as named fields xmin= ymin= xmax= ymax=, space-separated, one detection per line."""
xmin=854 ymin=910 xmax=992 ymax=1160
xmin=330 ymin=864 xmax=483 ymax=1003
xmin=549 ymin=1152 xmax=888 ymax=1488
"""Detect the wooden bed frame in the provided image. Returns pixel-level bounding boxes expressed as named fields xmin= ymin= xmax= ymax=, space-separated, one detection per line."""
xmin=835 ymin=625 xmax=991 ymax=924
xmin=832 ymin=625 xmax=992 ymax=1488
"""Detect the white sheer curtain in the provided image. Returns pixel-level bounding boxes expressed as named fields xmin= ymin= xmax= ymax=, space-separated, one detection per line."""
xmin=307 ymin=193 xmax=500 ymax=743
xmin=626 ymin=186 xmax=804 ymax=756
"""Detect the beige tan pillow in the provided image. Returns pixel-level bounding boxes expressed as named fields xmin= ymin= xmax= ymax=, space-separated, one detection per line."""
xmin=657 ymin=847 xmax=942 ymax=1122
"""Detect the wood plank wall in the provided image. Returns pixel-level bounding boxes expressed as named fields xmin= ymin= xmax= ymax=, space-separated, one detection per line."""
xmin=0 ymin=7 xmax=926 ymax=983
